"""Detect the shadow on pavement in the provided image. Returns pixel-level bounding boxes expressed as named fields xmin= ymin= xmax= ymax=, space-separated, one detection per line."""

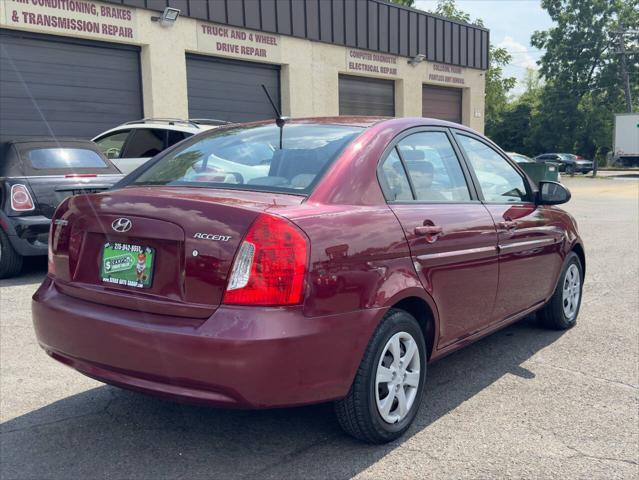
xmin=0 ymin=316 xmax=564 ymax=480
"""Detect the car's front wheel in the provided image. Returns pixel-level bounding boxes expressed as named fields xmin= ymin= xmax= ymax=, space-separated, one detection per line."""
xmin=335 ymin=309 xmax=426 ymax=443
xmin=539 ymin=252 xmax=583 ymax=330
xmin=0 ymin=230 xmax=23 ymax=279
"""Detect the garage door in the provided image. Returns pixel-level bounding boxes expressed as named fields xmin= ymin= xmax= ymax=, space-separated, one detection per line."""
xmin=422 ymin=85 xmax=462 ymax=124
xmin=186 ymin=54 xmax=280 ymax=123
xmin=339 ymin=75 xmax=395 ymax=116
xmin=0 ymin=30 xmax=142 ymax=140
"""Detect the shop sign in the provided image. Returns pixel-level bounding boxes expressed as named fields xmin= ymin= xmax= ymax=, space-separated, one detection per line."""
xmin=427 ymin=63 xmax=465 ymax=85
xmin=4 ymin=0 xmax=137 ymax=40
xmin=197 ymin=23 xmax=281 ymax=62
xmin=345 ymin=49 xmax=398 ymax=76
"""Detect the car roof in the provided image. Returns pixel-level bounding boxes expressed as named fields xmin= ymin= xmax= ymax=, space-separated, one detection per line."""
xmin=206 ymin=116 xmax=480 ymax=133
xmin=1 ymin=137 xmax=97 ymax=146
xmin=93 ymin=122 xmax=217 ymax=139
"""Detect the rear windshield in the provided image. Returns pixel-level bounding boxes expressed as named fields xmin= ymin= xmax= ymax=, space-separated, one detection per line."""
xmin=131 ymin=123 xmax=363 ymax=194
xmin=27 ymin=148 xmax=109 ymax=170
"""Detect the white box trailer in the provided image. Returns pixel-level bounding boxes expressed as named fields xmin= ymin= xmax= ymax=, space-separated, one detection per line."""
xmin=613 ymin=113 xmax=639 ymax=167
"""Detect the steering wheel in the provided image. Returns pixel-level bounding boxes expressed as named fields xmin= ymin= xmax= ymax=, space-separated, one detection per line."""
xmin=105 ymin=147 xmax=120 ymax=159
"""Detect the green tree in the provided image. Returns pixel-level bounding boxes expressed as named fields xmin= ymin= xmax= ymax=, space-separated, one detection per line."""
xmin=432 ymin=0 xmax=471 ymax=23
xmin=426 ymin=1 xmax=517 ymax=135
xmin=529 ymin=0 xmax=639 ymax=158
xmin=389 ymin=0 xmax=415 ymax=7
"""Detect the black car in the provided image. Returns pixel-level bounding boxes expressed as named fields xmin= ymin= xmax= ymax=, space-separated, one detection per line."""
xmin=533 ymin=153 xmax=593 ymax=174
xmin=0 ymin=138 xmax=123 ymax=278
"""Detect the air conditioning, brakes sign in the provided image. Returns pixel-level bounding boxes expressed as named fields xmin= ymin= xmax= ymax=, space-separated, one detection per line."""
xmin=4 ymin=0 xmax=137 ymax=40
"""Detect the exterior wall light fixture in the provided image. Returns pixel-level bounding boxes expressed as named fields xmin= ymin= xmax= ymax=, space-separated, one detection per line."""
xmin=408 ymin=54 xmax=426 ymax=66
xmin=151 ymin=7 xmax=180 ymax=27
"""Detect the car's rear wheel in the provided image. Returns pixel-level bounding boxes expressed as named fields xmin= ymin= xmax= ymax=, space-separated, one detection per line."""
xmin=566 ymin=164 xmax=576 ymax=175
xmin=335 ymin=308 xmax=426 ymax=443
xmin=539 ymin=252 xmax=583 ymax=330
xmin=0 ymin=230 xmax=23 ymax=279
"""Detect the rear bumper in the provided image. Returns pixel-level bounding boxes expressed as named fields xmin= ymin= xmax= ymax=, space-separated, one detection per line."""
xmin=32 ymin=277 xmax=382 ymax=408
xmin=2 ymin=214 xmax=50 ymax=256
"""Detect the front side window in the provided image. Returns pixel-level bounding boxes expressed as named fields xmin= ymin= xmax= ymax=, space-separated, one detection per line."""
xmin=123 ymin=129 xmax=166 ymax=158
xmin=131 ymin=124 xmax=362 ymax=194
xmin=94 ymin=130 xmax=130 ymax=159
xmin=457 ymin=135 xmax=529 ymax=203
xmin=397 ymin=131 xmax=471 ymax=202
xmin=27 ymin=148 xmax=108 ymax=169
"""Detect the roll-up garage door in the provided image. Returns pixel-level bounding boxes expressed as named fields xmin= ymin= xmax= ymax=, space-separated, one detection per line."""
xmin=339 ymin=75 xmax=395 ymax=116
xmin=422 ymin=85 xmax=462 ymax=124
xmin=186 ymin=54 xmax=280 ymax=123
xmin=0 ymin=30 xmax=142 ymax=140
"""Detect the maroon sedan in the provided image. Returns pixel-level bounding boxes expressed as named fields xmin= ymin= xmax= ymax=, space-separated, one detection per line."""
xmin=33 ymin=117 xmax=584 ymax=443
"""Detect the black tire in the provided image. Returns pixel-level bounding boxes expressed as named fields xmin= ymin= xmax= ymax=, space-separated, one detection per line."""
xmin=0 ymin=229 xmax=23 ymax=279
xmin=335 ymin=308 xmax=427 ymax=444
xmin=566 ymin=164 xmax=576 ymax=176
xmin=538 ymin=252 xmax=583 ymax=330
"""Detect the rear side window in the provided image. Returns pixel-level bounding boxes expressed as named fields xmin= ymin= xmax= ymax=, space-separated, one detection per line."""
xmin=379 ymin=149 xmax=413 ymax=201
xmin=123 ymin=129 xmax=166 ymax=158
xmin=167 ymin=130 xmax=190 ymax=148
xmin=131 ymin=124 xmax=362 ymax=194
xmin=27 ymin=148 xmax=108 ymax=169
xmin=397 ymin=132 xmax=471 ymax=202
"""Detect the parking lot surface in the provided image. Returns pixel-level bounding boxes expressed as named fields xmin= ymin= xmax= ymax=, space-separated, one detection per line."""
xmin=1 ymin=176 xmax=637 ymax=479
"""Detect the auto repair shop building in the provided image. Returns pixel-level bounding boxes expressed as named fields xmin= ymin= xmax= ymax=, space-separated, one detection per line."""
xmin=0 ymin=0 xmax=489 ymax=140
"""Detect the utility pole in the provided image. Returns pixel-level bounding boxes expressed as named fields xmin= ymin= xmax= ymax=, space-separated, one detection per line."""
xmin=613 ymin=27 xmax=638 ymax=113
xmin=617 ymin=29 xmax=633 ymax=113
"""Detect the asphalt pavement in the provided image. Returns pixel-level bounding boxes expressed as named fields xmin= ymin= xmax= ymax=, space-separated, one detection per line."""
xmin=1 ymin=175 xmax=637 ymax=479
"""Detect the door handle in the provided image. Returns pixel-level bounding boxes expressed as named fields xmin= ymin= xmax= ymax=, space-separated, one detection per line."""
xmin=415 ymin=225 xmax=443 ymax=243
xmin=415 ymin=225 xmax=443 ymax=236
xmin=498 ymin=220 xmax=517 ymax=231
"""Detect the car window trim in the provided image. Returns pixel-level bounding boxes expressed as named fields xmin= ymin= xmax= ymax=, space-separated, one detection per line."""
xmin=376 ymin=126 xmax=481 ymax=204
xmin=450 ymin=129 xmax=535 ymax=205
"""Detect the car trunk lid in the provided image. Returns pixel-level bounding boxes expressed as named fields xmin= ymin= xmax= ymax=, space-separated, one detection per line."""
xmin=50 ymin=187 xmax=304 ymax=319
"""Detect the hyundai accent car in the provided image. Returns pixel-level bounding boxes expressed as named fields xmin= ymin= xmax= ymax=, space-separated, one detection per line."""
xmin=32 ymin=117 xmax=585 ymax=443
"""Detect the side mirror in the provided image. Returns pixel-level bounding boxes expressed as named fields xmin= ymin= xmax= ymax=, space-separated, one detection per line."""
xmin=537 ymin=181 xmax=571 ymax=205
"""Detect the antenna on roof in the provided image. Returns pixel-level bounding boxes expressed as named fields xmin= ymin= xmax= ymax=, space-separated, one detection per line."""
xmin=261 ymin=84 xmax=288 ymax=149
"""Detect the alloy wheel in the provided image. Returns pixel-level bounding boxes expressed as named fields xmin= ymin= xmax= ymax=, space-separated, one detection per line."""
xmin=562 ymin=263 xmax=581 ymax=319
xmin=375 ymin=331 xmax=421 ymax=424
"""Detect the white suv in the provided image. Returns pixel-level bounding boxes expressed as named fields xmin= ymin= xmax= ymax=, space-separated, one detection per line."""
xmin=92 ymin=118 xmax=227 ymax=174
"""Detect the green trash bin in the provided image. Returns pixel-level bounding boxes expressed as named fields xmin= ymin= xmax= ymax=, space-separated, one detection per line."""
xmin=508 ymin=153 xmax=561 ymax=184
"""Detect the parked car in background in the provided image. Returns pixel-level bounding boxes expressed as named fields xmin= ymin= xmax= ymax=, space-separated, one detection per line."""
xmin=0 ymin=138 xmax=123 ymax=278
xmin=92 ymin=118 xmax=228 ymax=175
xmin=533 ymin=153 xmax=593 ymax=174
xmin=507 ymin=152 xmax=560 ymax=183
xmin=34 ymin=117 xmax=584 ymax=444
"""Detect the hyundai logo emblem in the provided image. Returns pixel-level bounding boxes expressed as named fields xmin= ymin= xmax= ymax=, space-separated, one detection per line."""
xmin=111 ymin=217 xmax=132 ymax=233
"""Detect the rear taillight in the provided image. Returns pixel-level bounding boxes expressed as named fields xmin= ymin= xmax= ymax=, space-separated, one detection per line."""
xmin=223 ymin=213 xmax=308 ymax=306
xmin=10 ymin=184 xmax=35 ymax=211
xmin=48 ymin=198 xmax=72 ymax=277
xmin=47 ymin=230 xmax=55 ymax=276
